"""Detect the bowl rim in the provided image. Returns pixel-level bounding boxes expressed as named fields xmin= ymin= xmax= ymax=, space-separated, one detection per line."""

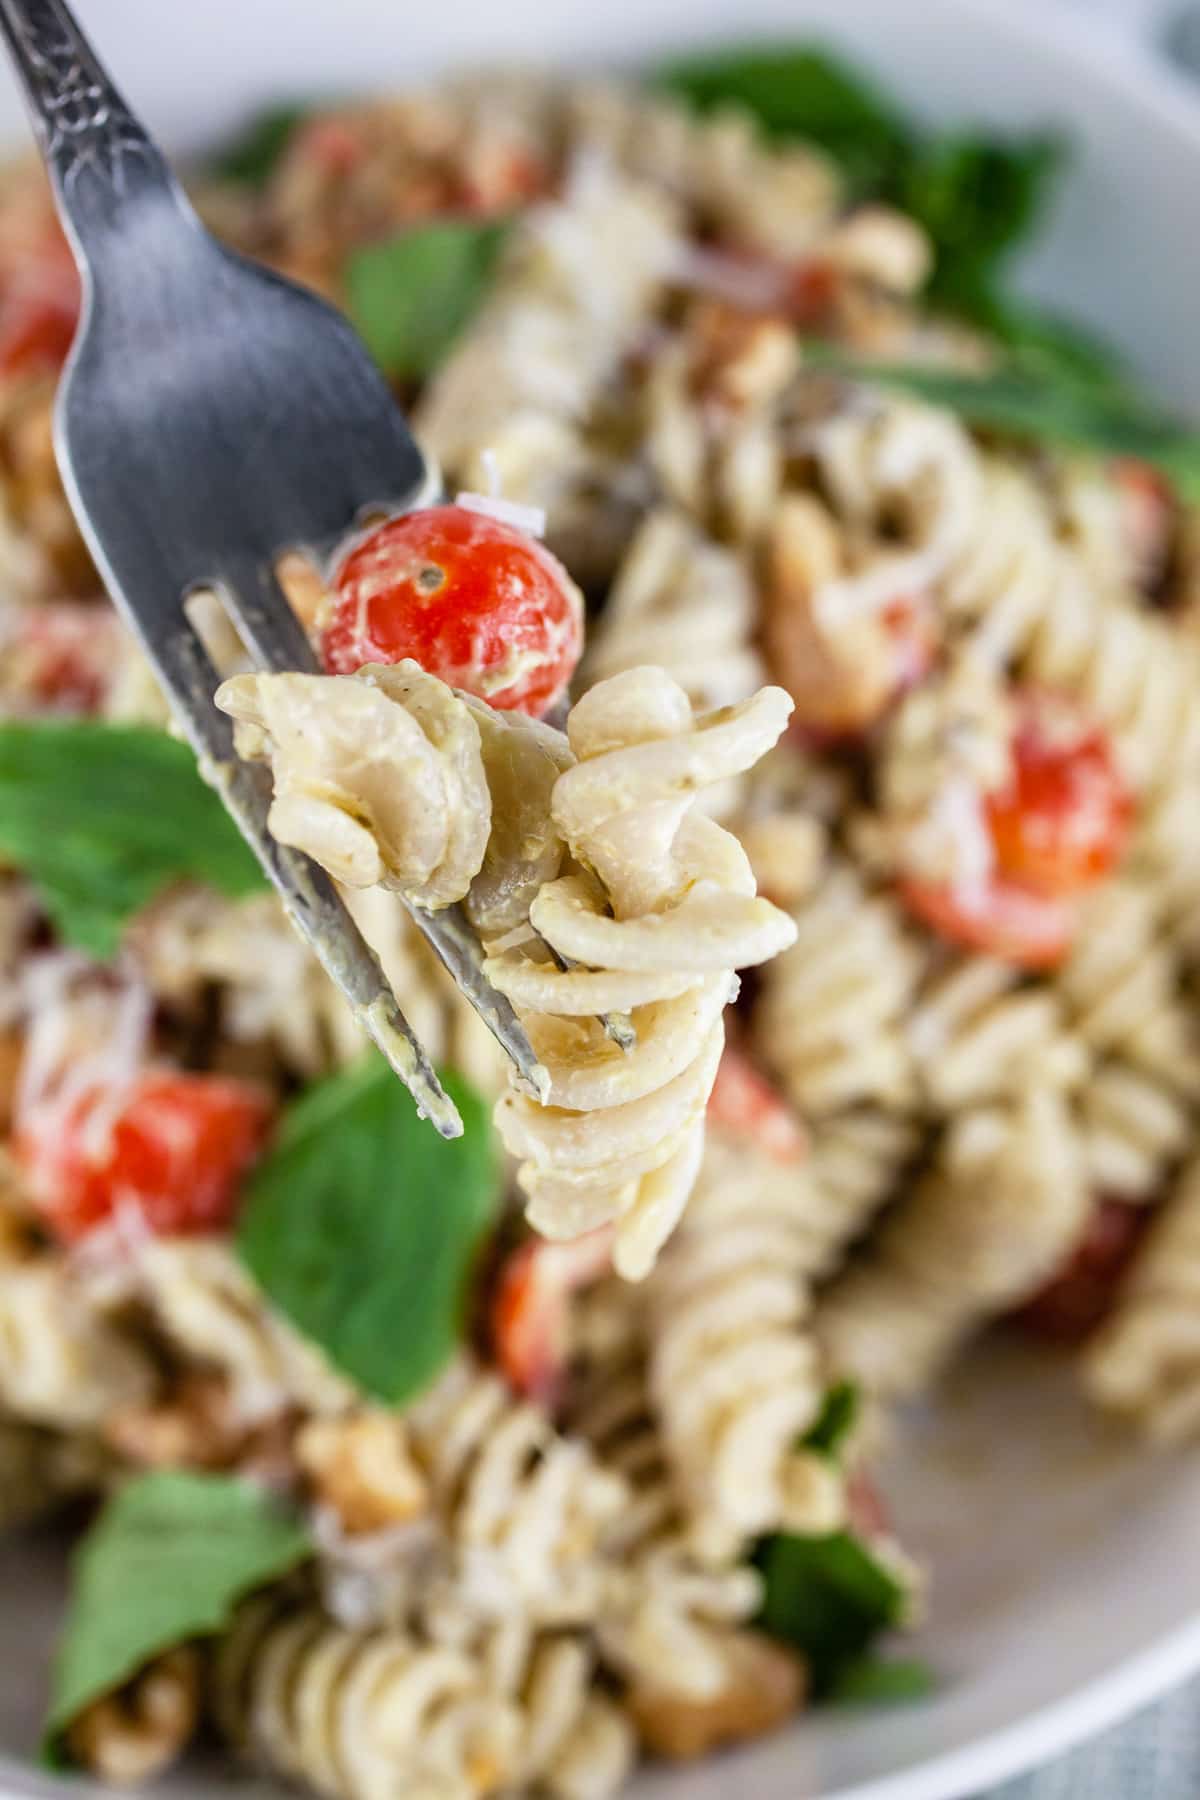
xmin=7 ymin=5 xmax=1200 ymax=1800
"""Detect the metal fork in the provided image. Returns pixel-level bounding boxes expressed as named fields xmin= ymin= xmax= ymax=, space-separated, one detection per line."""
xmin=0 ymin=0 xmax=551 ymax=1139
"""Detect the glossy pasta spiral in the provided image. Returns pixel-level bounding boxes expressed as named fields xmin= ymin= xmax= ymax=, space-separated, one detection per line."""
xmin=1077 ymin=1063 xmax=1194 ymax=1200
xmin=416 ymin=165 xmax=679 ymax=514
xmin=753 ymin=864 xmax=924 ymax=1116
xmin=403 ymin=1355 xmax=628 ymax=1626
xmin=136 ymin=1239 xmax=355 ymax=1424
xmin=804 ymin=1110 xmax=920 ymax=1258
xmin=1085 ymin=1156 xmax=1200 ymax=1442
xmin=584 ymin=508 xmax=765 ymax=713
xmin=817 ymin=1085 xmax=1089 ymax=1399
xmin=945 ymin=459 xmax=1200 ymax=797
xmin=643 ymin=1133 xmax=843 ymax=1559
xmin=810 ymin=396 xmax=984 ymax=587
xmin=489 ymin=668 xmax=795 ymax=1279
xmin=213 ymin=1595 xmax=520 ymax=1800
xmin=1054 ymin=883 xmax=1200 ymax=1098
xmin=0 ymin=1260 xmax=154 ymax=1429
xmin=562 ymin=1281 xmax=764 ymax=1701
xmin=907 ymin=956 xmax=1087 ymax=1112
xmin=426 ymin=1616 xmax=635 ymax=1800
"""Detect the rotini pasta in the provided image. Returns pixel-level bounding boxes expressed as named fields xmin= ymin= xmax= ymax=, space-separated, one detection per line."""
xmin=753 ymin=863 xmax=924 ymax=1116
xmin=907 ymin=955 xmax=1087 ymax=1111
xmin=1077 ymin=1062 xmax=1193 ymax=1200
xmin=0 ymin=1259 xmax=154 ymax=1430
xmin=1085 ymin=1156 xmax=1200 ymax=1441
xmin=643 ymin=1131 xmax=843 ymax=1558
xmin=403 ymin=1355 xmax=628 ymax=1626
xmin=135 ymin=1238 xmax=354 ymax=1423
xmin=213 ymin=1594 xmax=522 ymax=1800
xmin=583 ymin=508 xmax=765 ymax=714
xmin=817 ymin=1085 xmax=1089 ymax=1399
xmin=489 ymin=668 xmax=795 ymax=1277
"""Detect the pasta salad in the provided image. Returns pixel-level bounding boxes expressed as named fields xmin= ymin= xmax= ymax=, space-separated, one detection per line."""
xmin=3 ymin=39 xmax=1200 ymax=1799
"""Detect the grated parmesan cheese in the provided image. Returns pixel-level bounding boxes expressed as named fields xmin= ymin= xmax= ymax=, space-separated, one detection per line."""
xmin=454 ymin=489 xmax=547 ymax=538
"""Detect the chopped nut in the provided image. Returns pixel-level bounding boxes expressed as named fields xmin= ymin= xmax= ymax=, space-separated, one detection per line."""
xmin=66 ymin=1647 xmax=201 ymax=1786
xmin=629 ymin=1629 xmax=807 ymax=1760
xmin=296 ymin=1411 xmax=429 ymax=1535
xmin=685 ymin=299 xmax=799 ymax=411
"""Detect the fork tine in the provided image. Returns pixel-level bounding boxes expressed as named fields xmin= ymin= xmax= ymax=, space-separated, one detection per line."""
xmin=405 ymin=902 xmax=551 ymax=1102
xmin=217 ymin=556 xmax=323 ymax=676
xmin=143 ymin=615 xmax=463 ymax=1138
xmin=217 ymin=554 xmax=550 ymax=1101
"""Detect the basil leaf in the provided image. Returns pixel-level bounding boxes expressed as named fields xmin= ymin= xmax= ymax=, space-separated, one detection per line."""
xmin=345 ymin=218 xmax=511 ymax=381
xmin=44 ymin=1472 xmax=310 ymax=1758
xmin=214 ymin=105 xmax=307 ymax=187
xmin=654 ymin=45 xmax=909 ymax=191
xmin=828 ymin=1654 xmax=935 ymax=1704
xmin=0 ymin=720 xmax=266 ymax=957
xmin=801 ymin=1380 xmax=860 ymax=1460
xmin=806 ymin=345 xmax=1200 ymax=497
xmin=237 ymin=1057 xmax=499 ymax=1403
xmin=903 ymin=132 xmax=1063 ymax=322
xmin=755 ymin=1529 xmax=909 ymax=1694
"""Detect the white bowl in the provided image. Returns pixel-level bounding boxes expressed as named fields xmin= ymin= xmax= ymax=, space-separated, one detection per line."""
xmin=5 ymin=3 xmax=1200 ymax=1798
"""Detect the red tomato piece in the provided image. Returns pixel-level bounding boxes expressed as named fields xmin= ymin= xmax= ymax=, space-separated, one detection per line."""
xmin=1016 ymin=1200 xmax=1148 ymax=1345
xmin=0 ymin=222 xmax=80 ymax=378
xmin=985 ymin=694 xmax=1131 ymax=899
xmin=707 ymin=1048 xmax=807 ymax=1163
xmin=900 ymin=873 xmax=1074 ymax=971
xmin=15 ymin=1073 xmax=273 ymax=1244
xmin=6 ymin=603 xmax=117 ymax=713
xmin=323 ymin=505 xmax=584 ymax=717
xmin=491 ymin=1229 xmax=614 ymax=1407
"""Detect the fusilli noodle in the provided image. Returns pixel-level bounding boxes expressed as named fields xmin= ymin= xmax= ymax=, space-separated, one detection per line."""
xmin=1085 ymin=1156 xmax=1200 ymax=1441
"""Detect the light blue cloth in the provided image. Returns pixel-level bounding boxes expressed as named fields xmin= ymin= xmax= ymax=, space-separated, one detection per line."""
xmin=982 ymin=1686 xmax=1200 ymax=1795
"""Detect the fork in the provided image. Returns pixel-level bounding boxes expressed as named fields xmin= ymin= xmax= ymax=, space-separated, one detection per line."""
xmin=0 ymin=0 xmax=552 ymax=1138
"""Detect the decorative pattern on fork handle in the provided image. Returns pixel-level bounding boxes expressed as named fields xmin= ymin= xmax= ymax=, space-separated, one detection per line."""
xmin=0 ymin=0 xmax=159 ymax=195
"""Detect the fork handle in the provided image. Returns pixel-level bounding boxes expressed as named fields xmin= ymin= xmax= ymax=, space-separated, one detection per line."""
xmin=0 ymin=0 xmax=177 ymax=248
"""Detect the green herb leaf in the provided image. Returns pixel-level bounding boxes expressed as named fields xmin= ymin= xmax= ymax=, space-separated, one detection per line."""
xmin=828 ymin=1654 xmax=935 ymax=1705
xmin=345 ymin=218 xmax=511 ymax=381
xmin=806 ymin=344 xmax=1200 ymax=497
xmin=213 ymin=105 xmax=307 ymax=187
xmin=654 ymin=45 xmax=910 ymax=191
xmin=801 ymin=1380 xmax=861 ymax=1460
xmin=903 ymin=132 xmax=1064 ymax=324
xmin=237 ymin=1057 xmax=499 ymax=1403
xmin=0 ymin=720 xmax=266 ymax=957
xmin=755 ymin=1529 xmax=909 ymax=1694
xmin=44 ymin=1471 xmax=310 ymax=1758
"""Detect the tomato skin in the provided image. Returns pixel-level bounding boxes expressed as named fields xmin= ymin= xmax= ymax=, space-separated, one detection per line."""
xmin=1016 ymin=1200 xmax=1148 ymax=1345
xmin=900 ymin=873 xmax=1074 ymax=971
xmin=491 ymin=1230 xmax=614 ymax=1406
xmin=15 ymin=1073 xmax=273 ymax=1244
xmin=323 ymin=506 xmax=584 ymax=717
xmin=985 ymin=697 xmax=1130 ymax=899
xmin=707 ymin=1049 xmax=807 ymax=1162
